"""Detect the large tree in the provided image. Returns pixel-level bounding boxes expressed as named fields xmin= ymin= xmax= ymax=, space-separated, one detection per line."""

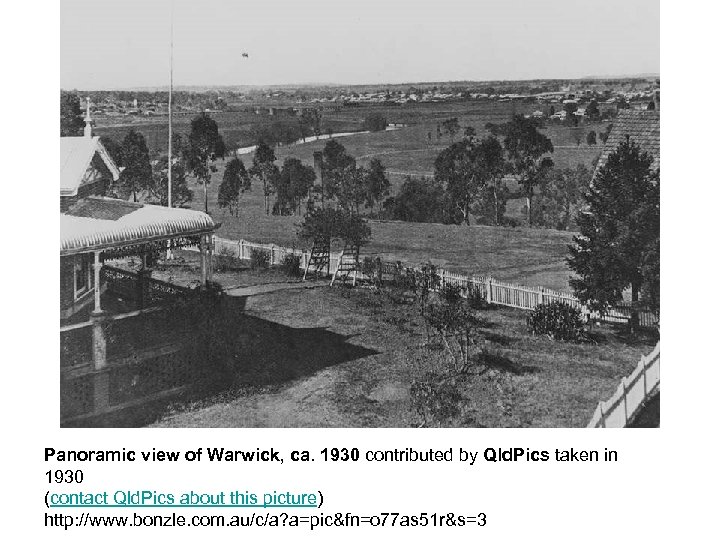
xmin=117 ymin=130 xmax=153 ymax=202
xmin=490 ymin=115 xmax=554 ymax=225
xmin=152 ymin=161 xmax=193 ymax=208
xmin=535 ymin=164 xmax=591 ymax=230
xmin=382 ymin=176 xmax=449 ymax=224
xmin=218 ymin=157 xmax=251 ymax=217
xmin=249 ymin=141 xmax=279 ymax=215
xmin=363 ymin=158 xmax=390 ymax=212
xmin=567 ymin=139 xmax=660 ymax=329
xmin=434 ymin=133 xmax=506 ymax=225
xmin=319 ymin=139 xmax=356 ymax=204
xmin=184 ymin=113 xmax=226 ymax=213
xmin=60 ymin=92 xmax=84 ymax=136
xmin=272 ymin=157 xmax=315 ymax=215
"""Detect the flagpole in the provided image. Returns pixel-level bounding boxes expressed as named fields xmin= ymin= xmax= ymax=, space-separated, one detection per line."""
xmin=166 ymin=0 xmax=174 ymax=260
xmin=168 ymin=0 xmax=173 ymax=208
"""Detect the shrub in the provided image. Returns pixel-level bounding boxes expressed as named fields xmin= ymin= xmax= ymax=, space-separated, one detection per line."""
xmin=361 ymin=256 xmax=383 ymax=287
xmin=527 ymin=301 xmax=585 ymax=341
xmin=280 ymin=253 xmax=301 ymax=277
xmin=214 ymin=246 xmax=239 ymax=273
xmin=249 ymin=248 xmax=270 ymax=270
xmin=439 ymin=282 xmax=463 ymax=303
xmin=467 ymin=282 xmax=491 ymax=310
xmin=410 ymin=376 xmax=462 ymax=427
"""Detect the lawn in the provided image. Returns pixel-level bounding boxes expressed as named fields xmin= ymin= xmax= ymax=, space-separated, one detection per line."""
xmin=153 ymin=285 xmax=656 ymax=428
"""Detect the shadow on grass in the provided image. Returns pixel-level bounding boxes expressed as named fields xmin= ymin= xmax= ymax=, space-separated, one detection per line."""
xmin=475 ymin=349 xmax=540 ymax=375
xmin=63 ymin=295 xmax=377 ymax=428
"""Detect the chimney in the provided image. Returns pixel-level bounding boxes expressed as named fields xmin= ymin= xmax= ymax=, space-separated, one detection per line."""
xmin=83 ymin=97 xmax=93 ymax=138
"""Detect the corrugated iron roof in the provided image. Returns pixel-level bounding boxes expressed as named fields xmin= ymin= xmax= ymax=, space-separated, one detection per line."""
xmin=595 ymin=110 xmax=660 ymax=175
xmin=61 ymin=197 xmax=215 ymax=254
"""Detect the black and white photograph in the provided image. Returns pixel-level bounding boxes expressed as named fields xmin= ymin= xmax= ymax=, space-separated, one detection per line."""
xmin=59 ymin=0 xmax=660 ymax=428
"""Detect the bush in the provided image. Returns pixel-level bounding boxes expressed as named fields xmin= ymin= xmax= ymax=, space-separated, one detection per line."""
xmin=439 ymin=282 xmax=463 ymax=303
xmin=527 ymin=301 xmax=585 ymax=341
xmin=280 ymin=253 xmax=301 ymax=277
xmin=214 ymin=247 xmax=240 ymax=273
xmin=467 ymin=283 xmax=491 ymax=310
xmin=410 ymin=376 xmax=462 ymax=427
xmin=249 ymin=248 xmax=270 ymax=270
xmin=361 ymin=256 xmax=383 ymax=287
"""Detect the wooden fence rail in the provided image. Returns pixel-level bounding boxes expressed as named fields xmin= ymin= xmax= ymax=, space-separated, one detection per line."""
xmin=209 ymin=236 xmax=658 ymax=328
xmin=587 ymin=341 xmax=660 ymax=428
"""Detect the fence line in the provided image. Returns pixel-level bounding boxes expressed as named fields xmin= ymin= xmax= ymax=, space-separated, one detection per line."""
xmin=587 ymin=342 xmax=660 ymax=428
xmin=209 ymin=236 xmax=658 ymax=327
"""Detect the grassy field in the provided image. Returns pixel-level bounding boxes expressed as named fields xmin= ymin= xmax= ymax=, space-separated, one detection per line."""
xmin=154 ymin=285 xmax=656 ymax=428
xmin=124 ymin=101 xmax=607 ymax=292
xmin=188 ymin=169 xmax=577 ymax=291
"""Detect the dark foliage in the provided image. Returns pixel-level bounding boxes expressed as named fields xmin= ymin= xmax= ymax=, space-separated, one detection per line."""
xmin=527 ymin=301 xmax=585 ymax=342
xmin=249 ymin=248 xmax=270 ymax=270
xmin=280 ymin=253 xmax=302 ymax=277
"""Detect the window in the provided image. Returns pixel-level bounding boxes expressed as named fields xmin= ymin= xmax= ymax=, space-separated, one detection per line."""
xmin=74 ymin=257 xmax=91 ymax=299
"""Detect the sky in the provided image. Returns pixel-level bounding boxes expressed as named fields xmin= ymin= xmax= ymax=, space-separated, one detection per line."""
xmin=61 ymin=0 xmax=659 ymax=89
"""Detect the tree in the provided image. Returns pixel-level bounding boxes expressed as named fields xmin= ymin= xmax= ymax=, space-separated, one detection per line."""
xmin=249 ymin=141 xmax=279 ymax=215
xmin=218 ymin=157 xmax=251 ymax=217
xmin=489 ymin=115 xmax=554 ymax=225
xmin=364 ymin=158 xmax=390 ymax=212
xmin=434 ymin=133 xmax=506 ymax=225
xmin=116 ymin=130 xmax=153 ymax=202
xmin=298 ymin=207 xmax=370 ymax=249
xmin=535 ymin=165 xmax=591 ymax=230
xmin=382 ymin=176 xmax=449 ymax=223
xmin=272 ymin=157 xmax=315 ymax=215
xmin=363 ymin=113 xmax=388 ymax=132
xmin=586 ymin=100 xmax=600 ymax=121
xmin=441 ymin=117 xmax=460 ymax=141
xmin=319 ymin=139 xmax=356 ymax=203
xmin=564 ymin=101 xmax=579 ymax=126
xmin=152 ymin=161 xmax=193 ymax=207
xmin=60 ymin=92 xmax=84 ymax=136
xmin=567 ymin=139 xmax=660 ymax=330
xmin=184 ymin=113 xmax=226 ymax=213
xmin=586 ymin=130 xmax=597 ymax=146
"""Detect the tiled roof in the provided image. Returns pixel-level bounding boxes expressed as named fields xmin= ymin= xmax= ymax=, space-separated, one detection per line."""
xmin=60 ymin=136 xmax=121 ymax=196
xmin=61 ymin=197 xmax=216 ymax=254
xmin=595 ymin=110 xmax=660 ymax=175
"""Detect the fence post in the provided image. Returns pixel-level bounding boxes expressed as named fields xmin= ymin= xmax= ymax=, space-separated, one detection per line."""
xmin=240 ymin=240 xmax=245 ymax=260
xmin=439 ymin=268 xmax=445 ymax=289
xmin=486 ymin=277 xmax=492 ymax=304
xmin=270 ymin=245 xmax=275 ymax=266
xmin=621 ymin=377 xmax=629 ymax=425
xmin=641 ymin=354 xmax=648 ymax=397
xmin=539 ymin=287 xmax=545 ymax=306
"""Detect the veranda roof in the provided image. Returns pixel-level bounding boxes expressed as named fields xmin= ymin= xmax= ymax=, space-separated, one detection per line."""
xmin=61 ymin=197 xmax=216 ymax=255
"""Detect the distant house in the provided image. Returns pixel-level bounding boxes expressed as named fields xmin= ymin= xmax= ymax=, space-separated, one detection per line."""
xmin=594 ymin=109 xmax=660 ymax=179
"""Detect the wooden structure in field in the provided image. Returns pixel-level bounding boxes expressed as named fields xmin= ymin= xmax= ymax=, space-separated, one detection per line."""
xmin=302 ymin=239 xmax=331 ymax=280
xmin=330 ymin=244 xmax=361 ymax=286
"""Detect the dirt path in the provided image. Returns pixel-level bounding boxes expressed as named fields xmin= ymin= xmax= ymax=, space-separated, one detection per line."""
xmin=223 ymin=280 xmax=329 ymax=297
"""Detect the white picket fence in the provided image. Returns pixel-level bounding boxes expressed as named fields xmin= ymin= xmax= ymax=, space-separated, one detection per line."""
xmin=210 ymin=236 xmax=658 ymax=327
xmin=586 ymin=341 xmax=660 ymax=428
